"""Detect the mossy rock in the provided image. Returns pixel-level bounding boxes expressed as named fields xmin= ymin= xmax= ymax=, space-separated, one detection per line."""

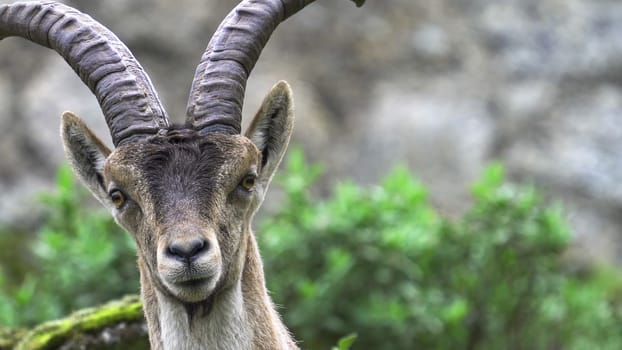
xmin=0 ymin=327 xmax=27 ymax=350
xmin=1 ymin=295 xmax=148 ymax=350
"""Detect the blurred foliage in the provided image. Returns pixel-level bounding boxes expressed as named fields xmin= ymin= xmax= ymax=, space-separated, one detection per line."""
xmin=1 ymin=150 xmax=621 ymax=350
xmin=260 ymin=148 xmax=622 ymax=349
xmin=0 ymin=166 xmax=139 ymax=327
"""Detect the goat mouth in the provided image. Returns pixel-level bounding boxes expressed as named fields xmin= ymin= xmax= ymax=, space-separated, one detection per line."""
xmin=163 ymin=274 xmax=219 ymax=303
xmin=158 ymin=262 xmax=222 ymax=303
xmin=177 ymin=278 xmax=209 ymax=288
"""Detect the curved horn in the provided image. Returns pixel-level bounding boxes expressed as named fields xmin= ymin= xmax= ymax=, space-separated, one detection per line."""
xmin=0 ymin=1 xmax=169 ymax=146
xmin=186 ymin=0 xmax=317 ymax=135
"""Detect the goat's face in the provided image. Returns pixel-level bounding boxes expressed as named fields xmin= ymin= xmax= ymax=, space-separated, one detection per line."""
xmin=107 ymin=134 xmax=261 ymax=302
xmin=61 ymin=82 xmax=294 ymax=303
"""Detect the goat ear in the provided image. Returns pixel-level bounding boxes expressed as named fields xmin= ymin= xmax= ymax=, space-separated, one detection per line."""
xmin=60 ymin=111 xmax=111 ymax=204
xmin=245 ymin=81 xmax=294 ymax=188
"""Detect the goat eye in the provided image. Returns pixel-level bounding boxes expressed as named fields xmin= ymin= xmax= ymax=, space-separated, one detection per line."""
xmin=109 ymin=190 xmax=126 ymax=208
xmin=240 ymin=174 xmax=256 ymax=191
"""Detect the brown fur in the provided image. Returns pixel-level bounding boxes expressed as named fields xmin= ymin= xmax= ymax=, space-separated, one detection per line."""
xmin=62 ymin=82 xmax=297 ymax=349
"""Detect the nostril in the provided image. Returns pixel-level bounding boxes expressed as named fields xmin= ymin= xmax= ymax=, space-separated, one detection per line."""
xmin=167 ymin=238 xmax=209 ymax=262
xmin=189 ymin=238 xmax=208 ymax=256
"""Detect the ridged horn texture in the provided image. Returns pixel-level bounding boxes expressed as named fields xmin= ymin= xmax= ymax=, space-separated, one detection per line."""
xmin=186 ymin=0 xmax=316 ymax=135
xmin=0 ymin=1 xmax=169 ymax=147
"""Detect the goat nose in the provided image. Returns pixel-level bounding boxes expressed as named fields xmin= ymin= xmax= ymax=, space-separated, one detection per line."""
xmin=166 ymin=238 xmax=209 ymax=262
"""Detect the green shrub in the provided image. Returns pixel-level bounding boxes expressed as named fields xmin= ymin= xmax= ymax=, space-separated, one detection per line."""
xmin=260 ymin=149 xmax=622 ymax=349
xmin=0 ymin=165 xmax=139 ymax=326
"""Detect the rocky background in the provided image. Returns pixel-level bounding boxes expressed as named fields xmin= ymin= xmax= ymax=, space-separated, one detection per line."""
xmin=1 ymin=0 xmax=621 ymax=264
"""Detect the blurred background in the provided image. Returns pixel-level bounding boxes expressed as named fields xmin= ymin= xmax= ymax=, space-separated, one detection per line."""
xmin=2 ymin=0 xmax=622 ymax=263
xmin=1 ymin=0 xmax=622 ymax=348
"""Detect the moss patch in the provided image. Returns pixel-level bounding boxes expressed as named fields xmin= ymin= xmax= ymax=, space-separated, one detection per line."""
xmin=0 ymin=326 xmax=27 ymax=349
xmin=3 ymin=295 xmax=144 ymax=350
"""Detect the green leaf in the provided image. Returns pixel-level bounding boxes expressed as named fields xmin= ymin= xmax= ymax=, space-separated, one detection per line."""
xmin=471 ymin=162 xmax=504 ymax=200
xmin=333 ymin=333 xmax=357 ymax=350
